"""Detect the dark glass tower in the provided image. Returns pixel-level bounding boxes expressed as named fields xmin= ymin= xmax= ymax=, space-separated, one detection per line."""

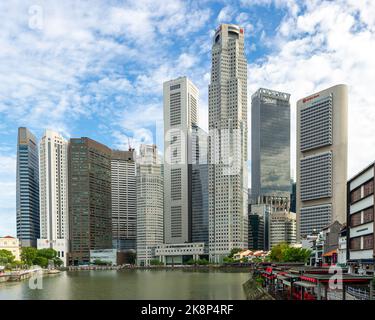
xmin=251 ymin=88 xmax=291 ymax=201
xmin=191 ymin=125 xmax=209 ymax=251
xmin=16 ymin=127 xmax=40 ymax=247
xmin=68 ymin=138 xmax=112 ymax=265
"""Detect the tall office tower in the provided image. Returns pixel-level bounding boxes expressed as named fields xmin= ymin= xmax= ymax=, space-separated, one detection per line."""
xmin=269 ymin=211 xmax=296 ymax=249
xmin=251 ymin=88 xmax=291 ymax=200
xmin=297 ymin=84 xmax=348 ymax=239
xmin=68 ymin=138 xmax=112 ymax=265
xmin=111 ymin=149 xmax=137 ymax=251
xmin=208 ymin=24 xmax=248 ymax=262
xmin=136 ymin=144 xmax=164 ymax=266
xmin=37 ymin=130 xmax=69 ymax=266
xmin=191 ymin=125 xmax=209 ymax=248
xmin=163 ymin=76 xmax=204 ymax=244
xmin=16 ymin=127 xmax=40 ymax=248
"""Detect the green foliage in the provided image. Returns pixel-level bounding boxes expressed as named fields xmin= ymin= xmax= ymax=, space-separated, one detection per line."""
xmin=34 ymin=256 xmax=49 ymax=268
xmin=150 ymin=259 xmax=163 ymax=266
xmin=21 ymin=247 xmax=62 ymax=268
xmin=269 ymin=243 xmax=311 ymax=263
xmin=0 ymin=249 xmax=15 ymax=265
xmin=53 ymin=258 xmax=63 ymax=267
xmin=37 ymin=248 xmax=57 ymax=260
xmin=223 ymin=256 xmax=235 ymax=264
xmin=228 ymin=248 xmax=242 ymax=258
xmin=20 ymin=247 xmax=37 ymax=265
xmin=93 ymin=259 xmax=110 ymax=266
xmin=126 ymin=251 xmax=137 ymax=265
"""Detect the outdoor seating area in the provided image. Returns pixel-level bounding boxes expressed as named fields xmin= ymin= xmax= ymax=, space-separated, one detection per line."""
xmin=257 ymin=264 xmax=374 ymax=300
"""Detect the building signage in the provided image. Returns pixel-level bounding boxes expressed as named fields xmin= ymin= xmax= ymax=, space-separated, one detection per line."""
xmin=303 ymin=94 xmax=320 ymax=104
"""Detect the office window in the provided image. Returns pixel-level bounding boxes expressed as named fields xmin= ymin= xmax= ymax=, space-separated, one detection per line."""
xmin=350 ymin=212 xmax=361 ymax=227
xmin=364 ymin=180 xmax=374 ymax=197
xmin=350 ymin=188 xmax=361 ymax=204
xmin=363 ymin=207 xmax=374 ymax=224
xmin=363 ymin=234 xmax=374 ymax=250
xmin=350 ymin=237 xmax=361 ymax=251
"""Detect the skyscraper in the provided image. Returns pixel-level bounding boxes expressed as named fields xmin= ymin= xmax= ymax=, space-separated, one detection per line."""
xmin=191 ymin=125 xmax=209 ymax=248
xmin=37 ymin=130 xmax=69 ymax=266
xmin=163 ymin=76 xmax=207 ymax=245
xmin=136 ymin=144 xmax=164 ymax=266
xmin=16 ymin=127 xmax=40 ymax=247
xmin=68 ymin=137 xmax=112 ymax=265
xmin=208 ymin=24 xmax=248 ymax=262
xmin=269 ymin=211 xmax=296 ymax=249
xmin=111 ymin=149 xmax=137 ymax=251
xmin=251 ymin=88 xmax=291 ymax=200
xmin=296 ymin=84 xmax=348 ymax=239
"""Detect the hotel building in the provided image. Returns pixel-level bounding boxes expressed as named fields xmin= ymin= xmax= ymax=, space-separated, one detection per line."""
xmin=296 ymin=84 xmax=348 ymax=239
xmin=37 ymin=130 xmax=69 ymax=266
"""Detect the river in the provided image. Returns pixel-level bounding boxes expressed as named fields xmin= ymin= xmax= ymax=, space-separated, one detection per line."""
xmin=0 ymin=269 xmax=249 ymax=300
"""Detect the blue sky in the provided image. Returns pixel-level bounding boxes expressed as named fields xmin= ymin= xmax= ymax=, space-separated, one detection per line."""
xmin=1 ymin=0 xmax=375 ymax=236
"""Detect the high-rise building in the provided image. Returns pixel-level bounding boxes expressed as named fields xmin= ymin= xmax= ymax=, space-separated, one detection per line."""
xmin=251 ymin=88 xmax=291 ymax=200
xmin=297 ymin=84 xmax=348 ymax=239
xmin=347 ymin=161 xmax=374 ymax=274
xmin=248 ymin=212 xmax=265 ymax=251
xmin=37 ymin=130 xmax=69 ymax=266
xmin=111 ymin=149 xmax=137 ymax=251
xmin=269 ymin=211 xmax=296 ymax=249
xmin=249 ymin=203 xmax=270 ymax=251
xmin=136 ymin=144 xmax=164 ymax=266
xmin=68 ymin=138 xmax=112 ymax=265
xmin=191 ymin=125 xmax=209 ymax=248
xmin=291 ymin=182 xmax=296 ymax=213
xmin=208 ymin=24 xmax=248 ymax=262
xmin=163 ymin=76 xmax=208 ymax=246
xmin=16 ymin=127 xmax=40 ymax=247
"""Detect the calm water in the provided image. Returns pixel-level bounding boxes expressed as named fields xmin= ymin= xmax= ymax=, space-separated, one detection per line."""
xmin=0 ymin=269 xmax=249 ymax=300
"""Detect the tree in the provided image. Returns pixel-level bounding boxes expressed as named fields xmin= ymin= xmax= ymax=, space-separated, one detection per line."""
xmin=34 ymin=256 xmax=48 ymax=268
xmin=0 ymin=249 xmax=15 ymax=265
xmin=53 ymin=257 xmax=63 ymax=267
xmin=150 ymin=259 xmax=163 ymax=266
xmin=228 ymin=248 xmax=242 ymax=258
xmin=269 ymin=243 xmax=311 ymax=263
xmin=20 ymin=247 xmax=37 ymax=266
xmin=37 ymin=248 xmax=57 ymax=260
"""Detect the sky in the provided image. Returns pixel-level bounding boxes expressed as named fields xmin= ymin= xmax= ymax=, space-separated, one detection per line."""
xmin=1 ymin=0 xmax=375 ymax=236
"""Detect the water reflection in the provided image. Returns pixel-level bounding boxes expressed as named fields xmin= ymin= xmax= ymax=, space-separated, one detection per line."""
xmin=0 ymin=270 xmax=249 ymax=300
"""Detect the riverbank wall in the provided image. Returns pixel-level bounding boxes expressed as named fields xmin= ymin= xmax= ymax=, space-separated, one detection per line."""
xmin=242 ymin=273 xmax=274 ymax=300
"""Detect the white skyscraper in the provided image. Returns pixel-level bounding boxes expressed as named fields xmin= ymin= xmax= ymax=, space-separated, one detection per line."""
xmin=208 ymin=24 xmax=248 ymax=262
xmin=136 ymin=144 xmax=164 ymax=266
xmin=111 ymin=149 xmax=137 ymax=251
xmin=163 ymin=76 xmax=198 ymax=244
xmin=296 ymin=84 xmax=348 ymax=240
xmin=37 ymin=130 xmax=69 ymax=266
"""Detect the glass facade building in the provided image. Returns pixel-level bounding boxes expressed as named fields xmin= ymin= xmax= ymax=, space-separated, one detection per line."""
xmin=251 ymin=88 xmax=291 ymax=200
xmin=68 ymin=137 xmax=112 ymax=265
xmin=16 ymin=127 xmax=40 ymax=247
xmin=191 ymin=125 xmax=209 ymax=250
